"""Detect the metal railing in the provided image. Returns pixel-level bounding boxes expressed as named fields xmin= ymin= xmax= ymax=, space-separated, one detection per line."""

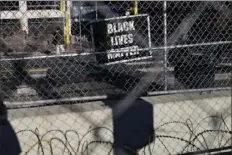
xmin=0 ymin=1 xmax=231 ymax=155
xmin=0 ymin=1 xmax=231 ymax=102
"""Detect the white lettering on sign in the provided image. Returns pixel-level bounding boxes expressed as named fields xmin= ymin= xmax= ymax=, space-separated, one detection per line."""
xmin=110 ymin=34 xmax=134 ymax=46
xmin=107 ymin=45 xmax=139 ymax=59
xmin=105 ymin=19 xmax=141 ymax=60
xmin=107 ymin=21 xmax=135 ymax=34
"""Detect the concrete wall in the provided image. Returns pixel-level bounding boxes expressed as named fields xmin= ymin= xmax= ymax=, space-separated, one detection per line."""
xmin=7 ymin=90 xmax=231 ymax=155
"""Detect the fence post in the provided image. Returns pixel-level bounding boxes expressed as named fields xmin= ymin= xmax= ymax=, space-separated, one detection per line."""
xmin=65 ymin=1 xmax=71 ymax=45
xmin=60 ymin=0 xmax=64 ymax=12
xmin=78 ymin=1 xmax=82 ymax=51
xmin=19 ymin=1 xmax=28 ymax=34
xmin=134 ymin=1 xmax=138 ymax=15
xmin=163 ymin=1 xmax=168 ymax=90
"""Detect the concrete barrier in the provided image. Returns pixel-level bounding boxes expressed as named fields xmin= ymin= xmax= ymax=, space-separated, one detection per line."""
xmin=7 ymin=90 xmax=231 ymax=155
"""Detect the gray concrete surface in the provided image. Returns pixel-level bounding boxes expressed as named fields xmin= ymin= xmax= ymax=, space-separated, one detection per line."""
xmin=6 ymin=90 xmax=232 ymax=155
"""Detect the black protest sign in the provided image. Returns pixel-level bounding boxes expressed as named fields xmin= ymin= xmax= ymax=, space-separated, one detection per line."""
xmin=91 ymin=15 xmax=151 ymax=63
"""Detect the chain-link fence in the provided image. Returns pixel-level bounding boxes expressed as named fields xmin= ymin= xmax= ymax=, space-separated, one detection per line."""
xmin=0 ymin=1 xmax=231 ymax=155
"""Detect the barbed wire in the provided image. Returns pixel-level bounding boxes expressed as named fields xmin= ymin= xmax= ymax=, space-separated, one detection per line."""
xmin=15 ymin=114 xmax=231 ymax=155
xmin=1 ymin=1 xmax=231 ymax=155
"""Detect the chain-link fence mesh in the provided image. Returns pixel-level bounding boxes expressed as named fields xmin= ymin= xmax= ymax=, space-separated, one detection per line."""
xmin=0 ymin=1 xmax=231 ymax=155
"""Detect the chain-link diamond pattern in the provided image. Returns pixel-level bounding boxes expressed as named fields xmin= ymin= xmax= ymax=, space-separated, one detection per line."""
xmin=0 ymin=1 xmax=231 ymax=155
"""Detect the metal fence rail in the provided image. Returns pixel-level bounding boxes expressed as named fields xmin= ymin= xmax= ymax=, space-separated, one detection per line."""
xmin=0 ymin=1 xmax=231 ymax=155
xmin=0 ymin=1 xmax=231 ymax=102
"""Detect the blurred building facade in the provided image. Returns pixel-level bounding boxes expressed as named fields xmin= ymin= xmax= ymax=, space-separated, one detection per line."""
xmin=0 ymin=1 xmax=69 ymax=38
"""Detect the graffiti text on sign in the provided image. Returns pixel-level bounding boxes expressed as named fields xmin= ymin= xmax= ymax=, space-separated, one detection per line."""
xmin=107 ymin=21 xmax=135 ymax=34
xmin=107 ymin=45 xmax=139 ymax=59
xmin=110 ymin=34 xmax=134 ymax=46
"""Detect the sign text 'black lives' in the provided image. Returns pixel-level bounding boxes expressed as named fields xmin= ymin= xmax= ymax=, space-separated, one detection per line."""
xmin=92 ymin=15 xmax=150 ymax=63
xmin=107 ymin=20 xmax=140 ymax=60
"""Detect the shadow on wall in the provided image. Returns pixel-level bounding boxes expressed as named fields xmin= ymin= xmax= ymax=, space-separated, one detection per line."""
xmin=0 ymin=100 xmax=21 ymax=155
xmin=105 ymin=98 xmax=154 ymax=155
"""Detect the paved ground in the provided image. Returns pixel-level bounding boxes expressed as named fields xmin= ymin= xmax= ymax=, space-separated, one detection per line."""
xmin=6 ymin=91 xmax=232 ymax=154
xmin=0 ymin=52 xmax=231 ymax=102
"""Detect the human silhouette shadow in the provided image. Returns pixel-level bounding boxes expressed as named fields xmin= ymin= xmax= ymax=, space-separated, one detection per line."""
xmin=105 ymin=98 xmax=155 ymax=155
xmin=0 ymin=101 xmax=21 ymax=155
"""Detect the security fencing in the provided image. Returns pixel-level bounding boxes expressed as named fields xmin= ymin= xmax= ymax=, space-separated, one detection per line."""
xmin=0 ymin=1 xmax=231 ymax=103
xmin=0 ymin=1 xmax=231 ymax=155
